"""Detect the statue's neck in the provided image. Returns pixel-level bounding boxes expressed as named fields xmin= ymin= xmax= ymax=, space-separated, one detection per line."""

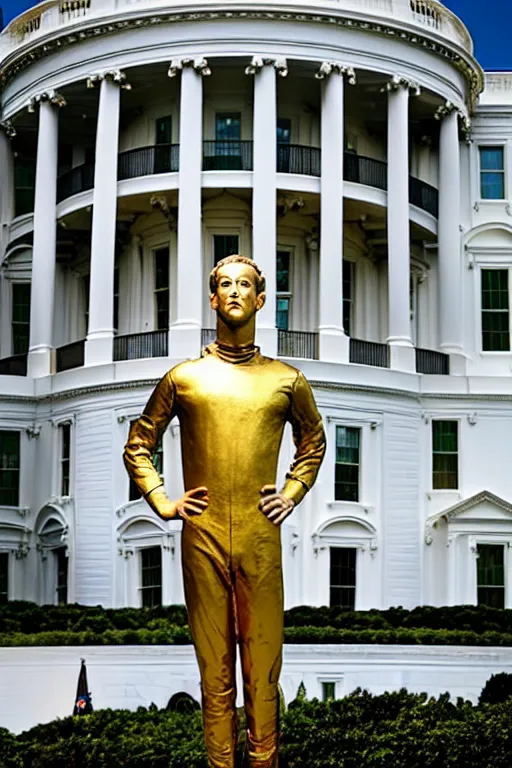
xmin=212 ymin=316 xmax=258 ymax=363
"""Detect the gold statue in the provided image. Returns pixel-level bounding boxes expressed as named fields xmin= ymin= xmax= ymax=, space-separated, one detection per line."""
xmin=124 ymin=256 xmax=326 ymax=768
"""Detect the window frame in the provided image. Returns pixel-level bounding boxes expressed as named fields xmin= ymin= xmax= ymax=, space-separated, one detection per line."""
xmin=334 ymin=425 xmax=361 ymax=503
xmin=329 ymin=545 xmax=357 ymax=610
xmin=153 ymin=246 xmax=170 ymax=332
xmin=276 ymin=249 xmax=293 ymax=331
xmin=478 ymin=145 xmax=506 ymax=201
xmin=139 ymin=545 xmax=163 ymax=608
xmin=476 ymin=542 xmax=506 ymax=609
xmin=342 ymin=259 xmax=354 ymax=337
xmin=431 ymin=419 xmax=459 ymax=491
xmin=0 ymin=551 xmax=8 ymax=603
xmin=0 ymin=430 xmax=21 ymax=508
xmin=11 ymin=282 xmax=31 ymax=356
xmin=212 ymin=234 xmax=240 ymax=267
xmin=480 ymin=267 xmax=512 ymax=353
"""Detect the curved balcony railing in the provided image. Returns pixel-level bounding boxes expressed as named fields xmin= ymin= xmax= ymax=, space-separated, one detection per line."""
xmin=0 ymin=354 xmax=28 ymax=376
xmin=56 ymin=339 xmax=85 ymax=373
xmin=57 ymin=163 xmax=94 ymax=203
xmin=203 ymin=141 xmax=253 ymax=171
xmin=416 ymin=347 xmax=449 ymax=375
xmin=278 ymin=330 xmax=319 ymax=359
xmin=409 ymin=177 xmax=439 ymax=218
xmin=118 ymin=144 xmax=179 ymax=180
xmin=349 ymin=338 xmax=389 ymax=368
xmin=344 ymin=152 xmax=387 ymax=191
xmin=113 ymin=330 xmax=168 ymax=361
xmin=277 ymin=144 xmax=321 ymax=177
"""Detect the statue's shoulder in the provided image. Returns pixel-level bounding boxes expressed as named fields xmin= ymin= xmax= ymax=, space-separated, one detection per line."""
xmin=165 ymin=355 xmax=210 ymax=384
xmin=259 ymin=354 xmax=303 ymax=381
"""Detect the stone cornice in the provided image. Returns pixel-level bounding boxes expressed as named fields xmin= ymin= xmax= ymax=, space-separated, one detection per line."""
xmin=27 ymin=90 xmax=66 ymax=112
xmin=245 ymin=56 xmax=288 ymax=77
xmin=0 ymin=8 xmax=483 ymax=109
xmin=168 ymin=57 xmax=211 ymax=77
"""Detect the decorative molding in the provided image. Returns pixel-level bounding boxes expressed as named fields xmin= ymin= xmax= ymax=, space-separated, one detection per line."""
xmin=14 ymin=542 xmax=29 ymax=560
xmin=277 ymin=195 xmax=305 ymax=217
xmin=434 ymin=100 xmax=472 ymax=143
xmin=382 ymin=75 xmax=421 ymax=96
xmin=0 ymin=120 xmax=16 ymax=138
xmin=291 ymin=531 xmax=300 ymax=556
xmin=168 ymin=57 xmax=211 ymax=77
xmin=16 ymin=506 xmax=29 ymax=519
xmin=163 ymin=532 xmax=176 ymax=558
xmin=25 ymin=424 xmax=41 ymax=439
xmin=467 ymin=412 xmax=478 ymax=426
xmin=150 ymin=195 xmax=177 ymax=231
xmin=315 ymin=62 xmax=356 ymax=83
xmin=27 ymin=90 xmax=66 ymax=112
xmin=86 ymin=70 xmax=131 ymax=89
xmin=245 ymin=56 xmax=288 ymax=77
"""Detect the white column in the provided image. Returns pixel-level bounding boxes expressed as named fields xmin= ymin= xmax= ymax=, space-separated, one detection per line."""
xmin=386 ymin=76 xmax=417 ymax=373
xmin=247 ymin=58 xmax=285 ymax=357
xmin=28 ymin=93 xmax=64 ymax=378
xmin=0 ymin=121 xmax=15 ymax=262
xmin=168 ymin=57 xmax=210 ymax=360
xmin=316 ymin=63 xmax=355 ymax=363
xmin=84 ymin=72 xmax=124 ymax=367
xmin=437 ymin=104 xmax=464 ymax=371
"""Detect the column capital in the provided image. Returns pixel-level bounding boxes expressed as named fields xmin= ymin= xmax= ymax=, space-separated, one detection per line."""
xmin=0 ymin=119 xmax=16 ymax=139
xmin=168 ymin=57 xmax=211 ymax=78
xmin=27 ymin=90 xmax=66 ymax=113
xmin=382 ymin=74 xmax=420 ymax=96
xmin=245 ymin=56 xmax=288 ymax=78
xmin=315 ymin=62 xmax=356 ymax=83
xmin=435 ymin=100 xmax=471 ymax=143
xmin=86 ymin=70 xmax=131 ymax=89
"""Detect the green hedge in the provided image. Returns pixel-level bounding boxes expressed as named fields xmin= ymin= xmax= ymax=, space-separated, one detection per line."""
xmin=3 ymin=602 xmax=512 ymax=646
xmin=2 ymin=691 xmax=512 ymax=767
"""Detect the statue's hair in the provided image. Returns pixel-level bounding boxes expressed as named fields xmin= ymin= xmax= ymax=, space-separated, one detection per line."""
xmin=209 ymin=255 xmax=266 ymax=295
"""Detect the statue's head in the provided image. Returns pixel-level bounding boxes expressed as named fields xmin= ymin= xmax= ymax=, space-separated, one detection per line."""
xmin=209 ymin=255 xmax=266 ymax=327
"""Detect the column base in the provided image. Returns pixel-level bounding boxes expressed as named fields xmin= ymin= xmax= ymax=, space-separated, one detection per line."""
xmin=389 ymin=343 xmax=416 ymax=373
xmin=27 ymin=347 xmax=53 ymax=378
xmin=84 ymin=335 xmax=113 ymax=367
xmin=319 ymin=328 xmax=349 ymax=364
xmin=169 ymin=323 xmax=201 ymax=361
xmin=256 ymin=326 xmax=278 ymax=359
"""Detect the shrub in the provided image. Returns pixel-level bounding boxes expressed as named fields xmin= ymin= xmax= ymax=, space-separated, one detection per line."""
xmin=479 ymin=672 xmax=512 ymax=705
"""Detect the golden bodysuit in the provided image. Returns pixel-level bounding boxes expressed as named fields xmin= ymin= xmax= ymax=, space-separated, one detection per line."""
xmin=124 ymin=342 xmax=326 ymax=768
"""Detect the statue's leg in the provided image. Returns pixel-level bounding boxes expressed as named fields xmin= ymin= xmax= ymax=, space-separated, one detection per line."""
xmin=235 ymin=532 xmax=284 ymax=768
xmin=182 ymin=525 xmax=238 ymax=768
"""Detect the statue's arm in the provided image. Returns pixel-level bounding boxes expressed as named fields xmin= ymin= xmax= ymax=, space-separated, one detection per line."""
xmin=282 ymin=371 xmax=326 ymax=506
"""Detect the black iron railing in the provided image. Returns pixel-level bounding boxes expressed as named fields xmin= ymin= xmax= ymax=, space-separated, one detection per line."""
xmin=415 ymin=347 xmax=449 ymax=375
xmin=56 ymin=339 xmax=85 ymax=373
xmin=203 ymin=141 xmax=253 ymax=171
xmin=0 ymin=354 xmax=28 ymax=376
xmin=349 ymin=338 xmax=389 ymax=368
xmin=277 ymin=144 xmax=321 ymax=176
xmin=278 ymin=330 xmax=319 ymax=359
xmin=118 ymin=144 xmax=180 ymax=180
xmin=345 ymin=152 xmax=387 ymax=191
xmin=201 ymin=329 xmax=217 ymax=348
xmin=113 ymin=330 xmax=168 ymax=361
xmin=409 ymin=177 xmax=439 ymax=218
xmin=57 ymin=163 xmax=95 ymax=203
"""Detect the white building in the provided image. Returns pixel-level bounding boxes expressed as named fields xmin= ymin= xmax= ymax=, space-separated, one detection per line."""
xmin=1 ymin=0 xmax=512 ymax=615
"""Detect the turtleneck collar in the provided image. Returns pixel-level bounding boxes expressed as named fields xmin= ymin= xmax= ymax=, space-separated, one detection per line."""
xmin=204 ymin=340 xmax=259 ymax=364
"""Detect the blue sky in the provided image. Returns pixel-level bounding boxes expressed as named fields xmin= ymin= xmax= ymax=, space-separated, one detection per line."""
xmin=0 ymin=0 xmax=508 ymax=71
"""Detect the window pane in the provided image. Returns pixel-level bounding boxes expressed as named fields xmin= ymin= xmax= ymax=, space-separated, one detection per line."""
xmin=215 ymin=114 xmax=241 ymax=141
xmin=61 ymin=424 xmax=71 ymax=497
xmin=113 ymin=267 xmax=120 ymax=331
xmin=480 ymin=147 xmax=504 ymax=171
xmin=0 ymin=432 xmax=20 ymax=506
xmin=154 ymin=248 xmax=170 ymax=330
xmin=140 ymin=546 xmax=162 ymax=607
xmin=55 ymin=547 xmax=68 ymax=605
xmin=155 ymin=115 xmax=172 ymax=145
xmin=330 ymin=547 xmax=356 ymax=610
xmin=477 ymin=545 xmax=505 ymax=609
xmin=335 ymin=427 xmax=360 ymax=502
xmin=432 ymin=421 xmax=458 ymax=490
xmin=482 ymin=270 xmax=509 ymax=310
xmin=276 ymin=251 xmax=290 ymax=292
xmin=481 ymin=270 xmax=510 ymax=351
xmin=343 ymin=260 xmax=353 ymax=337
xmin=0 ymin=553 xmax=8 ymax=603
xmin=276 ymin=298 xmax=290 ymax=331
xmin=277 ymin=118 xmax=291 ymax=145
xmin=481 ymin=173 xmax=505 ymax=200
xmin=12 ymin=283 xmax=31 ymax=356
xmin=213 ymin=235 xmax=239 ymax=265
xmin=322 ymin=682 xmax=336 ymax=702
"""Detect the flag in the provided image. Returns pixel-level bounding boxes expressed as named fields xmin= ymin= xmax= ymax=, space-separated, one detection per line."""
xmin=73 ymin=658 xmax=93 ymax=715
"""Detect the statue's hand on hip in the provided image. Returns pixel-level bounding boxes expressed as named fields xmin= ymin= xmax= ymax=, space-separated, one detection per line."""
xmin=147 ymin=485 xmax=209 ymax=522
xmin=259 ymin=484 xmax=295 ymax=526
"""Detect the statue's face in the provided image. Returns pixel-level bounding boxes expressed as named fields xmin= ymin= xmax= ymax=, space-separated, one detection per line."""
xmin=210 ymin=262 xmax=265 ymax=326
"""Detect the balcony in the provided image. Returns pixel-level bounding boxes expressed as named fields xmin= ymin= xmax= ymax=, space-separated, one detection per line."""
xmin=113 ymin=330 xmax=168 ymax=361
xmin=55 ymin=340 xmax=85 ymax=373
xmin=409 ymin=177 xmax=439 ymax=218
xmin=203 ymin=141 xmax=253 ymax=171
xmin=278 ymin=330 xmax=319 ymax=359
xmin=344 ymin=152 xmax=387 ymax=191
xmin=349 ymin=338 xmax=389 ymax=368
xmin=277 ymin=144 xmax=321 ymax=176
xmin=415 ymin=348 xmax=449 ymax=375
xmin=57 ymin=163 xmax=94 ymax=203
xmin=118 ymin=144 xmax=179 ymax=180
xmin=0 ymin=354 xmax=27 ymax=376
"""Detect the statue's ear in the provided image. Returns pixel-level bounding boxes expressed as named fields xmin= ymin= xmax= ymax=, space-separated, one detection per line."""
xmin=210 ymin=293 xmax=219 ymax=310
xmin=256 ymin=292 xmax=266 ymax=311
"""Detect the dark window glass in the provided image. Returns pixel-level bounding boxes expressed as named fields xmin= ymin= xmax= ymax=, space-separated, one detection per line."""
xmin=61 ymin=424 xmax=71 ymax=497
xmin=277 ymin=118 xmax=291 ymax=145
xmin=213 ymin=235 xmax=239 ymax=266
xmin=155 ymin=115 xmax=172 ymax=145
xmin=335 ymin=426 xmax=360 ymax=502
xmin=154 ymin=248 xmax=170 ymax=330
xmin=322 ymin=682 xmax=336 ymax=702
xmin=477 ymin=544 xmax=505 ymax=609
xmin=113 ymin=267 xmax=120 ymax=331
xmin=129 ymin=422 xmax=163 ymax=501
xmin=12 ymin=283 xmax=31 ymax=355
xmin=330 ymin=547 xmax=356 ymax=610
xmin=482 ymin=269 xmax=510 ymax=351
xmin=215 ymin=114 xmax=241 ymax=141
xmin=14 ymin=159 xmax=36 ymax=217
xmin=432 ymin=421 xmax=458 ymax=489
xmin=0 ymin=553 xmax=8 ymax=604
xmin=276 ymin=251 xmax=291 ymax=331
xmin=480 ymin=147 xmax=505 ymax=200
xmin=0 ymin=431 xmax=20 ymax=507
xmin=343 ymin=259 xmax=354 ymax=337
xmin=83 ymin=274 xmax=90 ymax=334
xmin=55 ymin=547 xmax=68 ymax=605
xmin=140 ymin=546 xmax=162 ymax=607
xmin=277 ymin=251 xmax=290 ymax=293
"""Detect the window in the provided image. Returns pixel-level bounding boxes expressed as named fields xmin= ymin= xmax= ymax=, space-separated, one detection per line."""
xmin=330 ymin=547 xmax=356 ymax=610
xmin=60 ymin=424 xmax=71 ymax=497
xmin=335 ymin=426 xmax=360 ymax=502
xmin=213 ymin=114 xmax=242 ymax=170
xmin=477 ymin=544 xmax=505 ymax=609
xmin=154 ymin=248 xmax=170 ymax=331
xmin=0 ymin=431 xmax=20 ymax=507
xmin=276 ymin=250 xmax=291 ymax=331
xmin=482 ymin=269 xmax=510 ymax=351
xmin=155 ymin=116 xmax=172 ymax=145
xmin=0 ymin=553 xmax=7 ymax=603
xmin=480 ymin=146 xmax=505 ymax=200
xmin=343 ymin=259 xmax=354 ymax=337
xmin=113 ymin=267 xmax=120 ymax=332
xmin=83 ymin=274 xmax=90 ymax=334
xmin=12 ymin=283 xmax=31 ymax=355
xmin=321 ymin=682 xmax=336 ymax=702
xmin=213 ymin=235 xmax=239 ymax=266
xmin=432 ymin=421 xmax=458 ymax=490
xmin=140 ymin=546 xmax=162 ymax=607
xmin=129 ymin=422 xmax=163 ymax=502
xmin=14 ymin=158 xmax=36 ymax=217
xmin=277 ymin=118 xmax=291 ymax=145
xmin=216 ymin=113 xmax=241 ymax=141
xmin=55 ymin=547 xmax=68 ymax=605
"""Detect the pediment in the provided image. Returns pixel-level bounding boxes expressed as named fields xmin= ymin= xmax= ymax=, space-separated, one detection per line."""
xmin=434 ymin=490 xmax=512 ymax=525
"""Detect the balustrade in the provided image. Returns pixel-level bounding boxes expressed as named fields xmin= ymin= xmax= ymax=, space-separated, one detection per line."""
xmin=118 ymin=144 xmax=179 ymax=180
xmin=349 ymin=338 xmax=389 ymax=368
xmin=0 ymin=354 xmax=28 ymax=376
xmin=277 ymin=144 xmax=321 ymax=177
xmin=202 ymin=141 xmax=253 ymax=171
xmin=55 ymin=339 xmax=85 ymax=372
xmin=57 ymin=163 xmax=94 ymax=202
xmin=277 ymin=330 xmax=319 ymax=359
xmin=113 ymin=330 xmax=168 ymax=361
xmin=415 ymin=347 xmax=449 ymax=375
